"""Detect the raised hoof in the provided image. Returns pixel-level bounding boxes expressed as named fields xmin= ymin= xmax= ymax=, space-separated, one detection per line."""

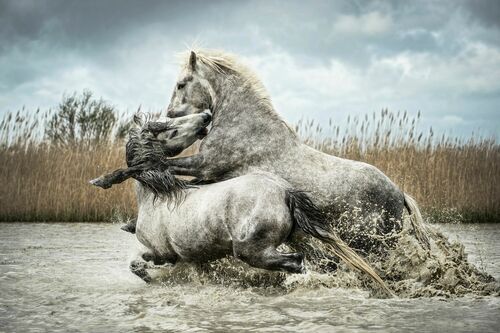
xmin=89 ymin=177 xmax=112 ymax=189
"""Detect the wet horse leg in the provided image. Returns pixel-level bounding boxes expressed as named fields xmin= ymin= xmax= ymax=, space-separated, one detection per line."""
xmin=129 ymin=246 xmax=157 ymax=283
xmin=166 ymin=155 xmax=204 ymax=178
xmin=233 ymin=239 xmax=305 ymax=274
xmin=129 ymin=256 xmax=153 ymax=283
xmin=130 ymin=247 xmax=179 ymax=283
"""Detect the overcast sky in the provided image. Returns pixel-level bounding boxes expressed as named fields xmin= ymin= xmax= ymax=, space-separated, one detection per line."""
xmin=1 ymin=0 xmax=499 ymax=137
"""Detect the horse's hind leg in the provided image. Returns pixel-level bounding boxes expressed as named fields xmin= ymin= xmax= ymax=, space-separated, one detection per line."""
xmin=234 ymin=241 xmax=305 ymax=274
xmin=130 ymin=259 xmax=152 ymax=283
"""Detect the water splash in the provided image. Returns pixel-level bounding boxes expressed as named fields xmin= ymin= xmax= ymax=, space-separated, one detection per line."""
xmin=143 ymin=215 xmax=498 ymax=298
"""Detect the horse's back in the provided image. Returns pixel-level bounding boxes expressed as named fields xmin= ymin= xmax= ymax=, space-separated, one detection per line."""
xmin=137 ymin=172 xmax=293 ymax=261
xmin=279 ymin=144 xmax=405 ymax=219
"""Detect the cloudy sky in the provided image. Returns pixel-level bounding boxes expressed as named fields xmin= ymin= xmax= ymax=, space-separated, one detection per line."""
xmin=1 ymin=0 xmax=499 ymax=137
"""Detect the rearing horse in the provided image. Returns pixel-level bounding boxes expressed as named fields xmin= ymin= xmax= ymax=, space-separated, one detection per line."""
xmin=165 ymin=49 xmax=429 ymax=252
xmin=90 ymin=112 xmax=393 ymax=295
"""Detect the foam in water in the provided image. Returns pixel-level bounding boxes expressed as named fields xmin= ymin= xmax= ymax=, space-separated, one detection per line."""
xmin=125 ymin=213 xmax=498 ymax=298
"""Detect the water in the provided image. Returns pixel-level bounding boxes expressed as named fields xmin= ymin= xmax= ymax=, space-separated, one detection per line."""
xmin=0 ymin=223 xmax=498 ymax=332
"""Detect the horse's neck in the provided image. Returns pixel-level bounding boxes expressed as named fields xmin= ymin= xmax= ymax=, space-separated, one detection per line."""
xmin=211 ymin=75 xmax=297 ymax=146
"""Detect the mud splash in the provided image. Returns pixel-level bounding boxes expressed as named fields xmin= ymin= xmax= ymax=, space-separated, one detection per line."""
xmin=145 ymin=217 xmax=499 ymax=299
xmin=380 ymin=226 xmax=498 ymax=297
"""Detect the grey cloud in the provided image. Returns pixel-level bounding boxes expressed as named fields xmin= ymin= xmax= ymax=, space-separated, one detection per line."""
xmin=462 ymin=0 xmax=500 ymax=28
xmin=0 ymin=0 xmax=499 ymax=137
xmin=1 ymin=0 xmax=488 ymax=66
xmin=1 ymin=0 xmax=210 ymax=52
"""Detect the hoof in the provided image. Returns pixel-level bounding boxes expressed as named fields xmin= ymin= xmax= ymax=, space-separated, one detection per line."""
xmin=142 ymin=274 xmax=152 ymax=283
xmin=142 ymin=252 xmax=155 ymax=262
xmin=89 ymin=177 xmax=112 ymax=189
xmin=279 ymin=252 xmax=306 ymax=274
xmin=130 ymin=260 xmax=152 ymax=283
xmin=285 ymin=264 xmax=306 ymax=274
xmin=292 ymin=262 xmax=307 ymax=274
xmin=121 ymin=223 xmax=136 ymax=234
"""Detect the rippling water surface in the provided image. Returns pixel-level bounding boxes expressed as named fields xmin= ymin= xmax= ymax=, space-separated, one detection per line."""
xmin=0 ymin=223 xmax=498 ymax=332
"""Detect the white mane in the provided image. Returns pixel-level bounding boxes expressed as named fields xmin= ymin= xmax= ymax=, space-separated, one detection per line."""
xmin=179 ymin=48 xmax=273 ymax=110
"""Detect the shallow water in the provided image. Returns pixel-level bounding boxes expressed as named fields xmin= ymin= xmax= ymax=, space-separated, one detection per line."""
xmin=0 ymin=223 xmax=498 ymax=332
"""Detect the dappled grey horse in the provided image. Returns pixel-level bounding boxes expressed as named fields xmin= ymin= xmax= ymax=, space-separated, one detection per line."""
xmin=90 ymin=112 xmax=392 ymax=295
xmin=165 ymin=50 xmax=429 ymax=252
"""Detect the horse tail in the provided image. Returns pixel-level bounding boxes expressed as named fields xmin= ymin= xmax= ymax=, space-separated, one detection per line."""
xmin=286 ymin=190 xmax=395 ymax=297
xmin=403 ymin=193 xmax=430 ymax=250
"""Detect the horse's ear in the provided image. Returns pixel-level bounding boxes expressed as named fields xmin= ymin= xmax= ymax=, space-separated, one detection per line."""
xmin=189 ymin=51 xmax=197 ymax=71
xmin=133 ymin=114 xmax=141 ymax=126
xmin=133 ymin=112 xmax=145 ymax=127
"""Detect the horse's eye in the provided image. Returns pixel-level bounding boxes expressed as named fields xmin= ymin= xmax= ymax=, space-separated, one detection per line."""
xmin=169 ymin=129 xmax=178 ymax=139
xmin=177 ymin=82 xmax=186 ymax=90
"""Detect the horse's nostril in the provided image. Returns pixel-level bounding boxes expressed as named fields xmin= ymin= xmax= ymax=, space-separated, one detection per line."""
xmin=202 ymin=112 xmax=212 ymax=124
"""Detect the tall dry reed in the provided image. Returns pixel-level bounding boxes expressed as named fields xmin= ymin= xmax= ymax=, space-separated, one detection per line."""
xmin=0 ymin=96 xmax=498 ymax=222
xmin=0 ymin=143 xmax=135 ymax=221
xmin=297 ymin=109 xmax=499 ymax=222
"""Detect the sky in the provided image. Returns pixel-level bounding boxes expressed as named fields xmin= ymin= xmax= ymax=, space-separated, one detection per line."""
xmin=1 ymin=0 xmax=499 ymax=138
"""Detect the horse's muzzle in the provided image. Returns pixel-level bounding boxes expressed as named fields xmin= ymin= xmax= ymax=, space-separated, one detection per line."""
xmin=201 ymin=111 xmax=212 ymax=124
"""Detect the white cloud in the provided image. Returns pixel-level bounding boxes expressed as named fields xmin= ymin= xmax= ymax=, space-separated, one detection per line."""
xmin=0 ymin=32 xmax=181 ymax=114
xmin=242 ymin=38 xmax=500 ymax=136
xmin=248 ymin=38 xmax=500 ymax=105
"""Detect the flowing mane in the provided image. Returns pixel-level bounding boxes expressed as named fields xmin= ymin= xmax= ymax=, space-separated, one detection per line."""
xmin=179 ymin=48 xmax=296 ymax=136
xmin=89 ymin=114 xmax=192 ymax=202
xmin=180 ymin=49 xmax=273 ymax=110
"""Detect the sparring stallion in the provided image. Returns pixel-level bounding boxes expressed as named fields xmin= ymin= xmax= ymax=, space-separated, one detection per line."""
xmin=90 ymin=112 xmax=393 ymax=296
xmin=164 ymin=50 xmax=429 ymax=253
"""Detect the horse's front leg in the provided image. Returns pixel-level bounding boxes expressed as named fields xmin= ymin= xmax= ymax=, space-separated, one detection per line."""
xmin=129 ymin=247 xmax=155 ymax=283
xmin=90 ymin=163 xmax=152 ymax=189
xmin=129 ymin=244 xmax=179 ymax=283
xmin=129 ymin=258 xmax=152 ymax=283
xmin=167 ymin=154 xmax=205 ymax=178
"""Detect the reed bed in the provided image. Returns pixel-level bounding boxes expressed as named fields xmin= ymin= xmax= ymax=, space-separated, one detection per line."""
xmin=0 ymin=143 xmax=135 ymax=221
xmin=1 ymin=94 xmax=498 ymax=222
xmin=297 ymin=110 xmax=499 ymax=222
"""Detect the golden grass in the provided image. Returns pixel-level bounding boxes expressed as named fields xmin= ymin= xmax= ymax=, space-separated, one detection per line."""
xmin=297 ymin=110 xmax=500 ymax=222
xmin=0 ymin=109 xmax=498 ymax=222
xmin=0 ymin=144 xmax=135 ymax=221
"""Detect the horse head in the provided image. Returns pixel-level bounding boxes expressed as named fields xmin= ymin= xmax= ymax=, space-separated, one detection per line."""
xmin=167 ymin=51 xmax=218 ymax=118
xmin=89 ymin=110 xmax=211 ymax=191
xmin=126 ymin=110 xmax=211 ymax=167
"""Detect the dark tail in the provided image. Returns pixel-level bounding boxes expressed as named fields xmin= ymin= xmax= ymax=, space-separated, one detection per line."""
xmin=286 ymin=190 xmax=394 ymax=297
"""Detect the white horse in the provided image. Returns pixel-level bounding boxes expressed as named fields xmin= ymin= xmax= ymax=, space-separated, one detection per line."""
xmin=164 ymin=49 xmax=429 ymax=253
xmin=90 ymin=112 xmax=393 ymax=295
